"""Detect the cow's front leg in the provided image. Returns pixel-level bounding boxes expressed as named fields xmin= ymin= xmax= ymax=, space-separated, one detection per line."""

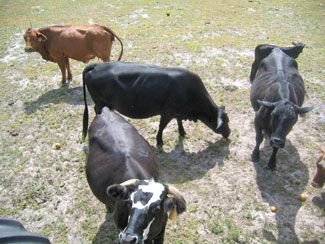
xmin=65 ymin=57 xmax=72 ymax=81
xmin=156 ymin=115 xmax=172 ymax=147
xmin=267 ymin=147 xmax=278 ymax=170
xmin=177 ymin=118 xmax=186 ymax=138
xmin=252 ymin=119 xmax=263 ymax=162
xmin=56 ymin=57 xmax=67 ymax=84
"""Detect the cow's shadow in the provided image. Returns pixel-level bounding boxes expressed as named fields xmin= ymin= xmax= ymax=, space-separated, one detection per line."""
xmin=157 ymin=137 xmax=230 ymax=184
xmin=23 ymin=85 xmax=90 ymax=114
xmin=92 ymin=213 xmax=119 ymax=244
xmin=312 ymin=192 xmax=325 ymax=210
xmin=253 ymin=140 xmax=312 ymax=244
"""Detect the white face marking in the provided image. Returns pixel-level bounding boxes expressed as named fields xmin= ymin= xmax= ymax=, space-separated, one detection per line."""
xmin=142 ymin=218 xmax=155 ymax=240
xmin=217 ymin=112 xmax=223 ymax=129
xmin=130 ymin=179 xmax=165 ymax=210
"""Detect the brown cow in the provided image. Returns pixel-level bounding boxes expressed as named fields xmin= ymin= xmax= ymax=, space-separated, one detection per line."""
xmin=23 ymin=24 xmax=123 ymax=84
xmin=311 ymin=147 xmax=325 ymax=188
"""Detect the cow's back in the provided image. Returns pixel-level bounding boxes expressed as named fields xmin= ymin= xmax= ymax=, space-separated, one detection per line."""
xmin=250 ymin=48 xmax=305 ymax=111
xmin=84 ymin=62 xmax=214 ymax=118
xmin=39 ymin=25 xmax=113 ymax=62
xmin=86 ymin=107 xmax=159 ymax=205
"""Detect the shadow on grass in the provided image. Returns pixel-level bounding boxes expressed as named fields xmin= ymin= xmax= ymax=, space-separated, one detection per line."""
xmin=157 ymin=137 xmax=230 ymax=184
xmin=253 ymin=140 xmax=311 ymax=244
xmin=23 ymin=85 xmax=91 ymax=114
xmin=92 ymin=213 xmax=119 ymax=244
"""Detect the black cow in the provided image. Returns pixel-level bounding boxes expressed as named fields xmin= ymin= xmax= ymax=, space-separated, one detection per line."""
xmin=250 ymin=45 xmax=313 ymax=170
xmin=86 ymin=107 xmax=186 ymax=244
xmin=82 ymin=62 xmax=230 ymax=147
xmin=249 ymin=42 xmax=305 ymax=83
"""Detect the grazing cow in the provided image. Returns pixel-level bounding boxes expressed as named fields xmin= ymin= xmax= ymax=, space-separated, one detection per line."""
xmin=82 ymin=62 xmax=231 ymax=147
xmin=250 ymin=45 xmax=313 ymax=170
xmin=86 ymin=107 xmax=186 ymax=244
xmin=249 ymin=42 xmax=305 ymax=83
xmin=311 ymin=147 xmax=325 ymax=188
xmin=23 ymin=24 xmax=123 ymax=84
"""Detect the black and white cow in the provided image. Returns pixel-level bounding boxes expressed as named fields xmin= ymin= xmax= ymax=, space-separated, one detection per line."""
xmin=86 ymin=107 xmax=186 ymax=244
xmin=250 ymin=44 xmax=313 ymax=170
xmin=249 ymin=42 xmax=305 ymax=83
xmin=82 ymin=62 xmax=230 ymax=147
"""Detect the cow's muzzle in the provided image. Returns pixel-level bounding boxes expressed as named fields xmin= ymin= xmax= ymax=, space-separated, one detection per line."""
xmin=119 ymin=232 xmax=139 ymax=244
xmin=25 ymin=47 xmax=33 ymax=53
xmin=270 ymin=137 xmax=285 ymax=148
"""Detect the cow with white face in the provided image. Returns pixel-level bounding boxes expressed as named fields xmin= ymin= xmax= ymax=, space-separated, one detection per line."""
xmin=107 ymin=179 xmax=186 ymax=244
xmin=86 ymin=107 xmax=186 ymax=244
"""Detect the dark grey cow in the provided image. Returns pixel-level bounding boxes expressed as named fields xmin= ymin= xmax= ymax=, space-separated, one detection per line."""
xmin=250 ymin=44 xmax=313 ymax=170
xmin=82 ymin=62 xmax=230 ymax=147
xmin=86 ymin=107 xmax=186 ymax=244
xmin=249 ymin=42 xmax=305 ymax=83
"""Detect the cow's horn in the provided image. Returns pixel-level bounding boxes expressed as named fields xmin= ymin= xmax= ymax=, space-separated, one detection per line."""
xmin=167 ymin=185 xmax=186 ymax=205
xmin=120 ymin=179 xmax=139 ymax=186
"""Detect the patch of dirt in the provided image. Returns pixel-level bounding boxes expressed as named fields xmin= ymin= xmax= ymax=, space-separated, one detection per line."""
xmin=1 ymin=7 xmax=324 ymax=244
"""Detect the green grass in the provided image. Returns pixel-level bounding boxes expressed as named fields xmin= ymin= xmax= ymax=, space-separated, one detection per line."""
xmin=0 ymin=0 xmax=324 ymax=243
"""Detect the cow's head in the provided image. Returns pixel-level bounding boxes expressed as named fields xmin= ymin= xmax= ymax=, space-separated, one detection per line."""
xmin=107 ymin=179 xmax=186 ymax=244
xmin=258 ymin=99 xmax=313 ymax=148
xmin=202 ymin=106 xmax=231 ymax=139
xmin=311 ymin=148 xmax=325 ymax=188
xmin=23 ymin=28 xmax=47 ymax=53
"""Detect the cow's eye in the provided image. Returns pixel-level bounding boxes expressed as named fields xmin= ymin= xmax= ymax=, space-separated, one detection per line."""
xmin=151 ymin=205 xmax=161 ymax=215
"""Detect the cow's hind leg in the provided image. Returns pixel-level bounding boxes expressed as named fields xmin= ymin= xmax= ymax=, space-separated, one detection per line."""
xmin=156 ymin=115 xmax=172 ymax=147
xmin=177 ymin=118 xmax=186 ymax=138
xmin=252 ymin=119 xmax=263 ymax=162
xmin=94 ymin=104 xmax=104 ymax=114
xmin=267 ymin=147 xmax=278 ymax=170
xmin=56 ymin=57 xmax=67 ymax=84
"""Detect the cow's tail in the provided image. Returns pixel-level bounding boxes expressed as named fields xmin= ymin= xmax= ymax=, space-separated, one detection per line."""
xmin=104 ymin=26 xmax=124 ymax=61
xmin=82 ymin=64 xmax=96 ymax=141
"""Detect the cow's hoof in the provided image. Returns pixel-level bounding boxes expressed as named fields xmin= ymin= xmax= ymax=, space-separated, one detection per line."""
xmin=156 ymin=143 xmax=163 ymax=149
xmin=265 ymin=165 xmax=276 ymax=171
xmin=251 ymin=151 xmax=259 ymax=162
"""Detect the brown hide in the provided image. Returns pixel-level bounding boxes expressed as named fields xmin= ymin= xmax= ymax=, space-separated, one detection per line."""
xmin=23 ymin=24 xmax=123 ymax=83
xmin=311 ymin=147 xmax=325 ymax=188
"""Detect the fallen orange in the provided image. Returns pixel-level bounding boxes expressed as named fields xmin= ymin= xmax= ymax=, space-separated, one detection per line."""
xmin=54 ymin=143 xmax=61 ymax=150
xmin=270 ymin=206 xmax=277 ymax=212
xmin=221 ymin=138 xmax=227 ymax=143
xmin=299 ymin=193 xmax=307 ymax=201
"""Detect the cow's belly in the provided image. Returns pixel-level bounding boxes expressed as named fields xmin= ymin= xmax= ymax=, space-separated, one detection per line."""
xmin=114 ymin=102 xmax=162 ymax=119
xmin=68 ymin=53 xmax=96 ymax=63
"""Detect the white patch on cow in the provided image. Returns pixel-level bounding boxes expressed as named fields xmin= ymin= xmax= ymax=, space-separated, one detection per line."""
xmin=216 ymin=112 xmax=223 ymax=129
xmin=143 ymin=218 xmax=155 ymax=241
xmin=131 ymin=179 xmax=165 ymax=210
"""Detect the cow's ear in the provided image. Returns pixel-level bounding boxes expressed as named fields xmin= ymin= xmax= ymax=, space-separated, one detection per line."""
xmin=37 ymin=32 xmax=47 ymax=42
xmin=106 ymin=184 xmax=131 ymax=200
xmin=295 ymin=105 xmax=313 ymax=114
xmin=164 ymin=197 xmax=186 ymax=221
xmin=257 ymin=100 xmax=276 ymax=109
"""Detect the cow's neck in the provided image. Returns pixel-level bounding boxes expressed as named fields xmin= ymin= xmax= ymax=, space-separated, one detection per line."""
xmin=37 ymin=43 xmax=51 ymax=61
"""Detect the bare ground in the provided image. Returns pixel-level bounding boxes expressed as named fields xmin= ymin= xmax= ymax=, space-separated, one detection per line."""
xmin=0 ymin=1 xmax=324 ymax=244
